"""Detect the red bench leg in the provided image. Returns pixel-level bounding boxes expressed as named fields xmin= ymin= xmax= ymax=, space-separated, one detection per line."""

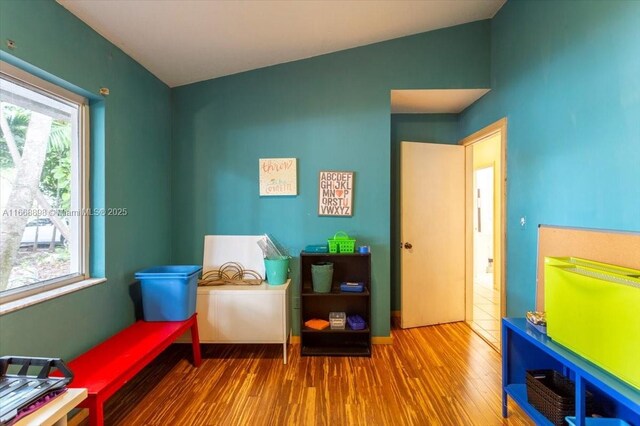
xmin=87 ymin=396 xmax=104 ymax=426
xmin=190 ymin=316 xmax=202 ymax=367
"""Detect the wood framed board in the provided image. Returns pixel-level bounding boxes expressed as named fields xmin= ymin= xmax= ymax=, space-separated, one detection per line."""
xmin=536 ymin=225 xmax=640 ymax=310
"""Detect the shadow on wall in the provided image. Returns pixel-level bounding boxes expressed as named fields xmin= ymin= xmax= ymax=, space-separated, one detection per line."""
xmin=129 ymin=280 xmax=143 ymax=321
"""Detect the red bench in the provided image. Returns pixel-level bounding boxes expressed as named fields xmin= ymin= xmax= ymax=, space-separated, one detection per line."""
xmin=65 ymin=314 xmax=201 ymax=426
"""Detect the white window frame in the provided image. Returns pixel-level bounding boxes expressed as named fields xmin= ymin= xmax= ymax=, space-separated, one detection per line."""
xmin=0 ymin=61 xmax=104 ymax=314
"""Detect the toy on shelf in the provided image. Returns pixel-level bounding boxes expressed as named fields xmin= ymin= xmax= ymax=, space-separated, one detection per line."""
xmin=305 ymin=319 xmax=330 ymax=330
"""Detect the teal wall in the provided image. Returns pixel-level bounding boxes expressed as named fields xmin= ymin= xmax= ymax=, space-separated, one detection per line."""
xmin=2 ymin=0 xmax=636 ymax=354
xmin=460 ymin=0 xmax=640 ymax=316
xmin=389 ymin=114 xmax=459 ymax=310
xmin=5 ymin=0 xmax=636 ymax=355
xmin=0 ymin=0 xmax=172 ymax=359
xmin=171 ymin=23 xmax=491 ymax=337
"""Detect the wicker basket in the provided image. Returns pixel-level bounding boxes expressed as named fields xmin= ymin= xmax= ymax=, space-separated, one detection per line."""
xmin=327 ymin=231 xmax=355 ymax=254
xmin=526 ymin=370 xmax=594 ymax=426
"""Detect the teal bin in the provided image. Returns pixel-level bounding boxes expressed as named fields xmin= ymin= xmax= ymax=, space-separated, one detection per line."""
xmin=311 ymin=262 xmax=333 ymax=293
xmin=264 ymin=257 xmax=290 ymax=285
xmin=566 ymin=417 xmax=631 ymax=426
xmin=135 ymin=265 xmax=202 ymax=322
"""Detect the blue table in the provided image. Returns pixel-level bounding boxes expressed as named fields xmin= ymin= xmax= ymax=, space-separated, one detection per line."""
xmin=502 ymin=318 xmax=640 ymax=426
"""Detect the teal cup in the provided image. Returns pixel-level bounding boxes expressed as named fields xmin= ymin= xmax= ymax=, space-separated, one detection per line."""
xmin=311 ymin=262 xmax=333 ymax=293
xmin=264 ymin=257 xmax=290 ymax=285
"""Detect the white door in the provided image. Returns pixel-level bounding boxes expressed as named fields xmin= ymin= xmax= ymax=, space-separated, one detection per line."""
xmin=401 ymin=142 xmax=465 ymax=328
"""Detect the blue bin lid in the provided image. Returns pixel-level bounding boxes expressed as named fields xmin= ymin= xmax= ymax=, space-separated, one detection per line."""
xmin=134 ymin=265 xmax=202 ymax=279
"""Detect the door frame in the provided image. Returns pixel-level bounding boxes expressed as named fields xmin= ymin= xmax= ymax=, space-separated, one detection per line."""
xmin=459 ymin=118 xmax=508 ymax=323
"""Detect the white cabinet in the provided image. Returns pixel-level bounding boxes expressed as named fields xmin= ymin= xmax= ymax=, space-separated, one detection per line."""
xmin=194 ymin=280 xmax=291 ymax=363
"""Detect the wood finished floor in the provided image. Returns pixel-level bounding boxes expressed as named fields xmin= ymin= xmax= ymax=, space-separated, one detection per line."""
xmin=85 ymin=322 xmax=532 ymax=426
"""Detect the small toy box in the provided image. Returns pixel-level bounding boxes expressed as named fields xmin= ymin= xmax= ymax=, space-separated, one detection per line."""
xmin=340 ymin=282 xmax=364 ymax=292
xmin=304 ymin=244 xmax=329 ymax=253
xmin=329 ymin=312 xmax=346 ymax=330
xmin=347 ymin=315 xmax=366 ymax=330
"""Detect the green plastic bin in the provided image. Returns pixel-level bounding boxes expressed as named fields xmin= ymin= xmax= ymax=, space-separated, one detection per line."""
xmin=327 ymin=231 xmax=355 ymax=254
xmin=544 ymin=257 xmax=640 ymax=390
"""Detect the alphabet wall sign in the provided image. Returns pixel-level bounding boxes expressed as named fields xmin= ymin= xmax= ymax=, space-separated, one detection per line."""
xmin=318 ymin=171 xmax=354 ymax=216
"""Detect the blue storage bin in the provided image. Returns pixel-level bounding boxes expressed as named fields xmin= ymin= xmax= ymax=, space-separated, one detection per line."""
xmin=565 ymin=417 xmax=631 ymax=426
xmin=134 ymin=265 xmax=202 ymax=321
xmin=304 ymin=244 xmax=329 ymax=253
xmin=347 ymin=314 xmax=366 ymax=330
xmin=340 ymin=282 xmax=364 ymax=293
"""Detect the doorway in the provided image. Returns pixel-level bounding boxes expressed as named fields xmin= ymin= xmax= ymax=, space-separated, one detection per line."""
xmin=471 ymin=164 xmax=500 ymax=344
xmin=461 ymin=119 xmax=507 ymax=350
xmin=398 ymin=121 xmax=506 ymax=333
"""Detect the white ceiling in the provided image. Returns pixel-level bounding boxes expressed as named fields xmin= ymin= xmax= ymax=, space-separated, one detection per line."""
xmin=57 ymin=0 xmax=505 ymax=88
xmin=391 ymin=89 xmax=490 ymax=114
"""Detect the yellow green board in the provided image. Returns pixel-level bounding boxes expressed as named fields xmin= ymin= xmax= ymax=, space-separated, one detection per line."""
xmin=545 ymin=257 xmax=640 ymax=390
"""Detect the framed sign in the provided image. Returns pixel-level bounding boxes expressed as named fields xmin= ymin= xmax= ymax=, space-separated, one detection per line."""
xmin=318 ymin=171 xmax=354 ymax=216
xmin=259 ymin=158 xmax=297 ymax=196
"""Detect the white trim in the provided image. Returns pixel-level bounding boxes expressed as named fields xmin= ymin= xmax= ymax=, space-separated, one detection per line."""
xmin=0 ymin=60 xmax=93 ymax=306
xmin=0 ymin=278 xmax=106 ymax=315
xmin=0 ymin=61 xmax=86 ymax=105
xmin=1 ymin=273 xmax=84 ymax=302
xmin=81 ymin=104 xmax=90 ymax=276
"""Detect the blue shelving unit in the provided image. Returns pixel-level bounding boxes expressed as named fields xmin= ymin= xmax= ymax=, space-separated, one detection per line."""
xmin=505 ymin=383 xmax=554 ymax=426
xmin=502 ymin=318 xmax=640 ymax=426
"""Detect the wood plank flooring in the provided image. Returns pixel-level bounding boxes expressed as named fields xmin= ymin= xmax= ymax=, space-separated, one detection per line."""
xmin=83 ymin=322 xmax=532 ymax=426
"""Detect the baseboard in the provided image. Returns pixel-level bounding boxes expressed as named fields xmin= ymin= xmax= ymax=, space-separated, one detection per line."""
xmin=290 ymin=335 xmax=300 ymax=344
xmin=372 ymin=335 xmax=393 ymax=344
xmin=391 ymin=310 xmax=400 ymax=318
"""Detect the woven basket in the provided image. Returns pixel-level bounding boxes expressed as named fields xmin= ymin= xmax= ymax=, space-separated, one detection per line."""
xmin=328 ymin=231 xmax=355 ymax=253
xmin=526 ymin=370 xmax=594 ymax=426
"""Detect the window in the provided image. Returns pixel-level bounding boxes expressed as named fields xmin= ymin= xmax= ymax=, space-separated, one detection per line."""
xmin=0 ymin=61 xmax=90 ymax=305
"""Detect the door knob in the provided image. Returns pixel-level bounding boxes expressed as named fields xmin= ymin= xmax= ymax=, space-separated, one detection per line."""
xmin=404 ymin=242 xmax=413 ymax=249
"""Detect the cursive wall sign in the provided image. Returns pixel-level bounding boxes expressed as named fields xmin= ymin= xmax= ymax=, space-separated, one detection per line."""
xmin=259 ymin=158 xmax=297 ymax=196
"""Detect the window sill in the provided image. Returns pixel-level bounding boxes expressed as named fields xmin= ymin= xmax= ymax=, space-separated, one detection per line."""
xmin=0 ymin=278 xmax=106 ymax=316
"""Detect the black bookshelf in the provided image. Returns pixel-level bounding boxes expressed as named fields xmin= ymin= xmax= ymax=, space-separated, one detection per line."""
xmin=300 ymin=252 xmax=371 ymax=357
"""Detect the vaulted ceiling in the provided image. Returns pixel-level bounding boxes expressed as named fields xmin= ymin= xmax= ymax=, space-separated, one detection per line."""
xmin=58 ymin=0 xmax=505 ymax=87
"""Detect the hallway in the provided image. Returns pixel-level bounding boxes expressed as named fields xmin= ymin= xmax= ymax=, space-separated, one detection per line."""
xmin=470 ymin=271 xmax=501 ymax=348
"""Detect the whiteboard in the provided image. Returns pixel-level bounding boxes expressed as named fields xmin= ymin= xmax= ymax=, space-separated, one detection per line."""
xmin=202 ymin=235 xmax=265 ymax=277
xmin=536 ymin=225 xmax=640 ymax=310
